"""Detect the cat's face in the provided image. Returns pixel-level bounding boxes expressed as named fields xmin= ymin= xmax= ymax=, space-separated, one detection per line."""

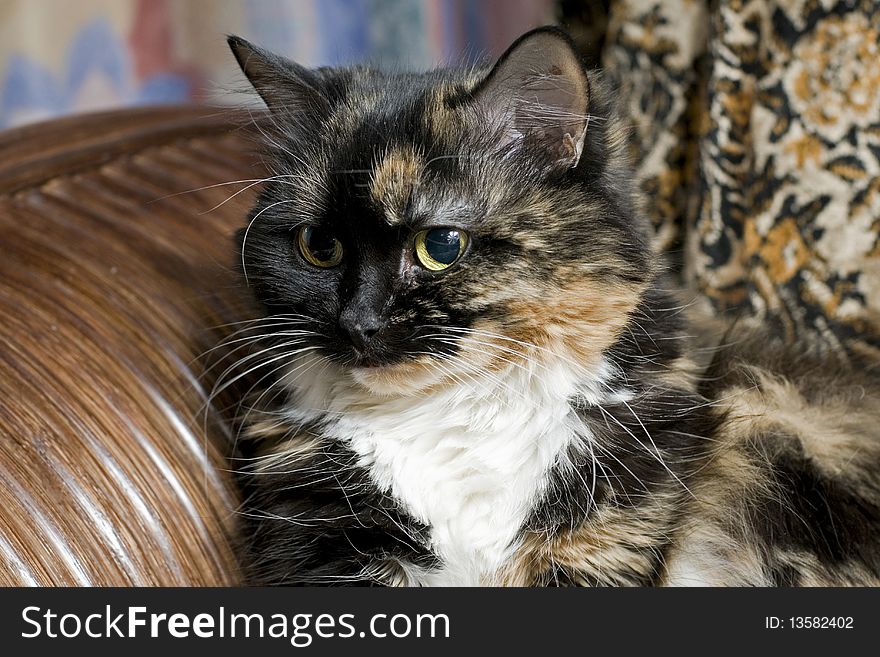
xmin=230 ymin=28 xmax=653 ymax=394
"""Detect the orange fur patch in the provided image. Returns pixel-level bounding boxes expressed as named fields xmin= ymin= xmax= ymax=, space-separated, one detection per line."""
xmin=503 ymin=279 xmax=646 ymax=371
xmin=370 ymin=146 xmax=422 ymax=223
xmin=496 ymin=495 xmax=677 ymax=586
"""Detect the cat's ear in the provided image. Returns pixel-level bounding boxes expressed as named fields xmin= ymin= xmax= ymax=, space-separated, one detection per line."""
xmin=227 ymin=35 xmax=328 ymax=117
xmin=472 ymin=27 xmax=590 ymax=169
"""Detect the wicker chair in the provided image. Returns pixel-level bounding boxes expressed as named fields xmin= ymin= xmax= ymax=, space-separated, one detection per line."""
xmin=0 ymin=106 xmax=261 ymax=585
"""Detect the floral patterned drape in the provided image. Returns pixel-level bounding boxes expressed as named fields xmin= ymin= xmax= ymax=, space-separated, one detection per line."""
xmin=593 ymin=0 xmax=880 ymax=356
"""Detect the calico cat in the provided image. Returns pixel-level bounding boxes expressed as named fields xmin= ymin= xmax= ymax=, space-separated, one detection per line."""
xmin=223 ymin=27 xmax=880 ymax=586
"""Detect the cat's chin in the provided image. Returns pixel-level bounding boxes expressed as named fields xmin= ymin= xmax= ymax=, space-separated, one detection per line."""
xmin=348 ymin=359 xmax=448 ymax=396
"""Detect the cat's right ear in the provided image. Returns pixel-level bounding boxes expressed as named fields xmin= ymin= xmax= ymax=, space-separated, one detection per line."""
xmin=227 ymin=36 xmax=328 ymax=117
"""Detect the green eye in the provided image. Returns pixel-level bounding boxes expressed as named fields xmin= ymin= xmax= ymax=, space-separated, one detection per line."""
xmin=297 ymin=225 xmax=343 ymax=268
xmin=414 ymin=228 xmax=468 ymax=271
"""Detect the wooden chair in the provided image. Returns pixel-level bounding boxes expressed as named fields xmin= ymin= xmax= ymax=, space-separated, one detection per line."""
xmin=0 ymin=106 xmax=262 ymax=585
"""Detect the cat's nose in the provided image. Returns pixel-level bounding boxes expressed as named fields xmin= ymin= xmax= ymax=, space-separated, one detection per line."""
xmin=339 ymin=307 xmax=384 ymax=351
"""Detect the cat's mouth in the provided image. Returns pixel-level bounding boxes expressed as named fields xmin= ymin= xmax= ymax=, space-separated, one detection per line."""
xmin=348 ymin=351 xmax=394 ymax=369
xmin=347 ymin=354 xmax=451 ymax=395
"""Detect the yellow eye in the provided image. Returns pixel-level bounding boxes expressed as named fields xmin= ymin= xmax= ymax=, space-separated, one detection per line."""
xmin=297 ymin=225 xmax=343 ymax=268
xmin=414 ymin=228 xmax=468 ymax=271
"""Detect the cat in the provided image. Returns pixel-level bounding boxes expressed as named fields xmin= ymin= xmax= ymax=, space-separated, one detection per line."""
xmin=222 ymin=26 xmax=880 ymax=586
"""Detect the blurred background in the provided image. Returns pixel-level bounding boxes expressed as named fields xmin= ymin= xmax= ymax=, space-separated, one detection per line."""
xmin=0 ymin=0 xmax=560 ymax=128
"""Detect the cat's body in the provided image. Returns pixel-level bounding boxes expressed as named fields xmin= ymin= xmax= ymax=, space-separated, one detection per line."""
xmin=225 ymin=28 xmax=880 ymax=586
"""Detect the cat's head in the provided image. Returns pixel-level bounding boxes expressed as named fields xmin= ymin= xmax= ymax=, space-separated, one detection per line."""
xmin=229 ymin=27 xmax=653 ymax=395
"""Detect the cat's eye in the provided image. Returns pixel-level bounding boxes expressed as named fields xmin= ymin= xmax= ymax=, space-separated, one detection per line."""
xmin=297 ymin=225 xmax=343 ymax=268
xmin=414 ymin=228 xmax=468 ymax=271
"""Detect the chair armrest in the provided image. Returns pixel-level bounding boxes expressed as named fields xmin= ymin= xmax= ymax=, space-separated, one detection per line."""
xmin=0 ymin=106 xmax=259 ymax=585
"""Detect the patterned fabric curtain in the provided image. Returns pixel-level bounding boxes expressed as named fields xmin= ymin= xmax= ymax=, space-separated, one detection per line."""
xmin=592 ymin=0 xmax=880 ymax=356
xmin=0 ymin=0 xmax=555 ymax=128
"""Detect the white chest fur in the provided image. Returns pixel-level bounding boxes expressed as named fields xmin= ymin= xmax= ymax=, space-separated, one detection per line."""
xmin=285 ymin=356 xmax=609 ymax=586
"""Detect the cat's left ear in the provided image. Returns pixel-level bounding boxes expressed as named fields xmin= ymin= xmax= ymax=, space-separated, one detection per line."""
xmin=471 ymin=27 xmax=590 ymax=169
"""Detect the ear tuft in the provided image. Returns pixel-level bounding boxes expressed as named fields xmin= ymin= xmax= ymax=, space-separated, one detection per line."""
xmin=472 ymin=27 xmax=590 ymax=169
xmin=227 ymin=35 xmax=327 ymax=117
